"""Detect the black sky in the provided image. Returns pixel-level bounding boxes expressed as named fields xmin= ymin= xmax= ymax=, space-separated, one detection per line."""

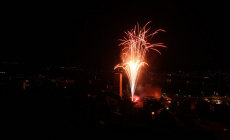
xmin=1 ymin=1 xmax=230 ymax=72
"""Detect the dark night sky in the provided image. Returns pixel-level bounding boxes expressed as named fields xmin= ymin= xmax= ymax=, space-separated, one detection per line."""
xmin=1 ymin=1 xmax=230 ymax=72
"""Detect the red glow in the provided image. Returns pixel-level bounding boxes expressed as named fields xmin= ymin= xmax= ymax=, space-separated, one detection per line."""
xmin=139 ymin=85 xmax=162 ymax=99
xmin=133 ymin=95 xmax=140 ymax=102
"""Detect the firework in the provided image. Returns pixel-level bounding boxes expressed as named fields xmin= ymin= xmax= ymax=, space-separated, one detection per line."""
xmin=115 ymin=22 xmax=166 ymax=101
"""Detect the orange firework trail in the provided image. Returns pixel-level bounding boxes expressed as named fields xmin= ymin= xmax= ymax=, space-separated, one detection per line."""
xmin=115 ymin=22 xmax=166 ymax=101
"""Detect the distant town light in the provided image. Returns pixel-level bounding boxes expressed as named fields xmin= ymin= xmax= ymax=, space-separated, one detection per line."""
xmin=215 ymin=100 xmax=222 ymax=104
xmin=204 ymin=98 xmax=210 ymax=102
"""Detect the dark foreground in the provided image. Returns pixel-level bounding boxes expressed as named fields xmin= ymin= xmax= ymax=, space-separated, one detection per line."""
xmin=1 ymin=84 xmax=230 ymax=139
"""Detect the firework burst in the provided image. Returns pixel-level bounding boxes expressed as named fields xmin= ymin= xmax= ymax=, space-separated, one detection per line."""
xmin=115 ymin=22 xmax=166 ymax=101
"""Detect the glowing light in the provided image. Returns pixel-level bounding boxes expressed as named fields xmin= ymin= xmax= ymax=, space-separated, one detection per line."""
xmin=115 ymin=22 xmax=166 ymax=101
xmin=133 ymin=95 xmax=140 ymax=103
xmin=215 ymin=100 xmax=222 ymax=104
